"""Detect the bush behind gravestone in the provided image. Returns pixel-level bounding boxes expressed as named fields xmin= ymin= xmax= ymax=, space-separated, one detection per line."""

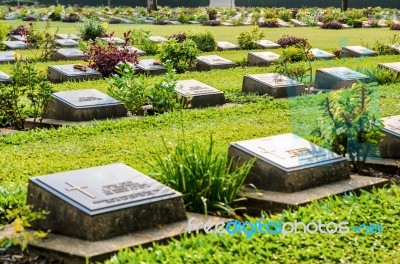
xmin=159 ymin=38 xmax=199 ymax=73
xmin=187 ymin=30 xmax=217 ymax=52
xmin=237 ymin=26 xmax=265 ymax=50
xmin=152 ymin=135 xmax=254 ymax=216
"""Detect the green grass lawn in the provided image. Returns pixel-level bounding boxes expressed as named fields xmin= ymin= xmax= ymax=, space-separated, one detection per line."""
xmin=0 ymin=22 xmax=400 ymax=263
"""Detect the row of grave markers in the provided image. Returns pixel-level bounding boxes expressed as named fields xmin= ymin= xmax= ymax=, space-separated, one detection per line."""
xmin=23 ymin=119 xmax=399 ymax=261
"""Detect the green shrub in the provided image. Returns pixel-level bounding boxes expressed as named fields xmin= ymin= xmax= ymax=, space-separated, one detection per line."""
xmin=278 ymin=10 xmax=291 ymax=22
xmin=358 ymin=67 xmax=399 ymax=85
xmin=107 ymin=63 xmax=148 ymax=116
xmin=152 ymin=136 xmax=254 ymax=215
xmin=147 ymin=63 xmax=180 ymax=113
xmin=0 ymin=183 xmax=27 ymax=224
xmin=187 ymin=30 xmax=216 ymax=52
xmin=159 ymin=38 xmax=199 ymax=73
xmin=237 ymin=26 xmax=265 ymax=50
xmin=0 ymin=57 xmax=53 ymax=130
xmin=0 ymin=21 xmax=10 ymax=41
xmin=77 ymin=17 xmax=106 ymax=41
xmin=315 ymin=82 xmax=383 ymax=172
xmin=130 ymin=28 xmax=159 ymax=56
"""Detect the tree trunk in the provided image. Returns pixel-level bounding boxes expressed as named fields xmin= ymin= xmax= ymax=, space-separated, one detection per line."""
xmin=341 ymin=0 xmax=348 ymax=12
xmin=147 ymin=0 xmax=157 ymax=13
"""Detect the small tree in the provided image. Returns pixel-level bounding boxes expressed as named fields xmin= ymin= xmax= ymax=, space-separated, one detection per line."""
xmin=316 ymin=81 xmax=384 ymax=173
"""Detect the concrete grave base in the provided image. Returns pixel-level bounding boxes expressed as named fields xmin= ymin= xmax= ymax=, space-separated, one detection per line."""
xmin=240 ymin=175 xmax=389 ymax=215
xmin=0 ymin=213 xmax=230 ymax=264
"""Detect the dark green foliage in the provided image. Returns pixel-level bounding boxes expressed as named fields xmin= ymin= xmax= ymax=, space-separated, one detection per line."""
xmin=152 ymin=136 xmax=254 ymax=215
xmin=187 ymin=30 xmax=217 ymax=52
xmin=315 ymin=82 xmax=384 ymax=171
xmin=159 ymin=38 xmax=199 ymax=73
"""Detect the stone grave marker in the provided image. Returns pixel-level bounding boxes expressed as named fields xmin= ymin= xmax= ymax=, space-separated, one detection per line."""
xmin=196 ymin=55 xmax=235 ymax=71
xmin=168 ymin=20 xmax=182 ymax=25
xmin=175 ymin=79 xmax=225 ymax=108
xmin=189 ymin=20 xmax=200 ymax=24
xmin=100 ymin=36 xmax=125 ymax=45
xmin=50 ymin=48 xmax=84 ymax=61
xmin=314 ymin=67 xmax=370 ymax=90
xmin=3 ymin=12 xmax=17 ymax=20
xmin=221 ymin=21 xmax=234 ymax=26
xmin=0 ymin=71 xmax=12 ymax=84
xmin=3 ymin=41 xmax=28 ymax=50
xmin=290 ymin=19 xmax=307 ymax=27
xmin=247 ymin=51 xmax=279 ymax=66
xmin=44 ymin=89 xmax=127 ymax=121
xmin=342 ymin=46 xmax=377 ymax=58
xmin=277 ymin=19 xmax=290 ymax=27
xmin=10 ymin=35 xmax=27 ymax=42
xmin=310 ymin=48 xmax=336 ymax=60
xmin=136 ymin=59 xmax=167 ymax=75
xmin=48 ymin=64 xmax=102 ymax=83
xmin=55 ymin=33 xmax=80 ymax=40
xmin=217 ymin=41 xmax=240 ymax=51
xmin=379 ymin=115 xmax=400 ymax=159
xmin=27 ymin=163 xmax=187 ymax=241
xmin=229 ymin=133 xmax=350 ymax=192
xmin=55 ymin=38 xmax=79 ymax=47
xmin=229 ymin=133 xmax=388 ymax=214
xmin=242 ymin=73 xmax=305 ymax=98
xmin=0 ymin=51 xmax=15 ymax=64
xmin=256 ymin=39 xmax=280 ymax=49
xmin=148 ymin=36 xmax=167 ymax=43
xmin=390 ymin=44 xmax=400 ymax=53
xmin=378 ymin=62 xmax=400 ymax=75
xmin=129 ymin=46 xmax=146 ymax=56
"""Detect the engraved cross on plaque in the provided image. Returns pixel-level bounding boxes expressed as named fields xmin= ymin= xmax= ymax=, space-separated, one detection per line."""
xmin=65 ymin=182 xmax=96 ymax=199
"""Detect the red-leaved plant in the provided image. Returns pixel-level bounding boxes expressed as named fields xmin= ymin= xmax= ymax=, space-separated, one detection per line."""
xmin=83 ymin=31 xmax=139 ymax=77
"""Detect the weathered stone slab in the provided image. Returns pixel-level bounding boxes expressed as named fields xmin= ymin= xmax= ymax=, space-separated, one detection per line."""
xmin=379 ymin=62 xmax=400 ymax=75
xmin=217 ymin=41 xmax=240 ymax=51
xmin=0 ymin=71 xmax=12 ymax=84
xmin=51 ymin=48 xmax=84 ymax=61
xmin=228 ymin=133 xmax=350 ymax=193
xmin=168 ymin=20 xmax=182 ymax=25
xmin=380 ymin=115 xmax=400 ymax=159
xmin=55 ymin=39 xmax=79 ymax=47
xmin=242 ymin=73 xmax=305 ymax=98
xmin=314 ymin=67 xmax=370 ymax=90
xmin=27 ymin=163 xmax=187 ymax=241
xmin=10 ymin=35 xmax=27 ymax=41
xmin=136 ymin=59 xmax=166 ymax=75
xmin=3 ymin=41 xmax=28 ymax=50
xmin=189 ymin=20 xmax=200 ymax=24
xmin=221 ymin=21 xmax=234 ymax=26
xmin=48 ymin=64 xmax=102 ymax=83
xmin=100 ymin=37 xmax=125 ymax=45
xmin=44 ymin=89 xmax=127 ymax=121
xmin=390 ymin=44 xmax=400 ymax=53
xmin=0 ymin=51 xmax=15 ymax=64
xmin=148 ymin=36 xmax=167 ymax=43
xmin=247 ymin=52 xmax=279 ymax=66
xmin=241 ymin=175 xmax=389 ymax=214
xmin=256 ymin=39 xmax=280 ymax=49
xmin=24 ymin=213 xmax=229 ymax=264
xmin=175 ymin=79 xmax=225 ymax=108
xmin=341 ymin=46 xmax=377 ymax=58
xmin=290 ymin=19 xmax=307 ymax=27
xmin=196 ymin=55 xmax=235 ymax=71
xmin=277 ymin=19 xmax=290 ymax=27
xmin=3 ymin=12 xmax=17 ymax=20
xmin=310 ymin=48 xmax=335 ymax=60
xmin=128 ymin=46 xmax=146 ymax=56
xmin=55 ymin=34 xmax=80 ymax=40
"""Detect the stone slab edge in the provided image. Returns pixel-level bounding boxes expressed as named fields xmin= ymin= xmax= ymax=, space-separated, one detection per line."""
xmin=26 ymin=212 xmax=230 ymax=264
xmin=240 ymin=175 xmax=389 ymax=214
